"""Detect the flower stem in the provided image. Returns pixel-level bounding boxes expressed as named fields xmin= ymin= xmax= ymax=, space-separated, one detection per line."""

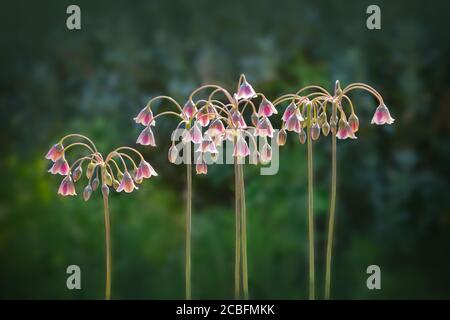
xmin=102 ymin=192 xmax=111 ymax=300
xmin=307 ymin=104 xmax=315 ymax=300
xmin=325 ymin=128 xmax=337 ymax=300
xmin=239 ymin=163 xmax=248 ymax=299
xmin=234 ymin=160 xmax=241 ymax=299
xmin=186 ymin=163 xmax=192 ymax=300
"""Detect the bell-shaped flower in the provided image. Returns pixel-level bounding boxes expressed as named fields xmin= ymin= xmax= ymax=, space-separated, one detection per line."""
xmin=285 ymin=110 xmax=303 ymax=133
xmin=282 ymin=102 xmax=297 ymax=122
xmin=135 ymin=159 xmax=157 ymax=180
xmin=260 ymin=143 xmax=272 ymax=164
xmin=45 ymin=143 xmax=64 ymax=162
xmin=231 ymin=110 xmax=247 ymax=129
xmin=233 ymin=134 xmax=250 ymax=158
xmin=137 ymin=126 xmax=156 ymax=146
xmin=196 ymin=107 xmax=211 ymax=127
xmin=58 ymin=175 xmax=76 ymax=196
xmin=235 ymin=78 xmax=256 ymax=100
xmin=256 ymin=117 xmax=274 ymax=138
xmin=348 ymin=113 xmax=359 ymax=132
xmin=198 ymin=135 xmax=218 ymax=154
xmin=117 ymin=171 xmax=138 ymax=193
xmin=195 ymin=162 xmax=208 ymax=175
xmin=190 ymin=122 xmax=203 ymax=144
xmin=258 ymin=98 xmax=277 ymax=117
xmin=337 ymin=119 xmax=357 ymax=139
xmin=371 ymin=104 xmax=395 ymax=125
xmin=207 ymin=119 xmax=225 ymax=137
xmin=182 ymin=99 xmax=197 ymax=120
xmin=134 ymin=106 xmax=154 ymax=126
xmin=49 ymin=157 xmax=70 ymax=175
xmin=72 ymin=165 xmax=83 ymax=182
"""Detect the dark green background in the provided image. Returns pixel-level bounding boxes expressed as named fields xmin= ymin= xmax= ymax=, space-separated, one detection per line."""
xmin=1 ymin=0 xmax=449 ymax=299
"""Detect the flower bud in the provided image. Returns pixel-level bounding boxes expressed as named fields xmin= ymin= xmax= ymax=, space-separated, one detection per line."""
xmin=86 ymin=162 xmax=96 ymax=179
xmin=73 ymin=165 xmax=83 ymax=182
xmin=330 ymin=118 xmax=337 ymax=135
xmin=322 ymin=121 xmax=330 ymax=136
xmin=113 ymin=179 xmax=120 ymax=190
xmin=117 ymin=171 xmax=124 ymax=181
xmin=92 ymin=177 xmax=100 ymax=191
xmin=251 ymin=112 xmax=259 ymax=127
xmin=311 ymin=123 xmax=321 ymax=140
xmin=168 ymin=145 xmax=178 ymax=164
xmin=101 ymin=184 xmax=109 ymax=197
xmin=299 ymin=129 xmax=306 ymax=144
xmin=277 ymin=129 xmax=287 ymax=146
xmin=260 ymin=143 xmax=272 ymax=164
xmin=105 ymin=172 xmax=113 ymax=186
xmin=348 ymin=113 xmax=359 ymax=132
xmin=83 ymin=185 xmax=92 ymax=201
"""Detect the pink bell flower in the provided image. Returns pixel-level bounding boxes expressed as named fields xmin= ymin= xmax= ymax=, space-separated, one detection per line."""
xmin=235 ymin=78 xmax=256 ymax=100
xmin=337 ymin=120 xmax=357 ymax=140
xmin=117 ymin=171 xmax=138 ymax=193
xmin=135 ymin=160 xmax=158 ymax=180
xmin=260 ymin=143 xmax=272 ymax=163
xmin=58 ymin=175 xmax=77 ymax=196
xmin=190 ymin=122 xmax=203 ymax=144
xmin=371 ymin=104 xmax=395 ymax=125
xmin=233 ymin=134 xmax=250 ymax=157
xmin=285 ymin=110 xmax=303 ymax=133
xmin=256 ymin=117 xmax=274 ymax=138
xmin=231 ymin=110 xmax=247 ymax=129
xmin=136 ymin=126 xmax=156 ymax=146
xmin=207 ymin=119 xmax=226 ymax=137
xmin=182 ymin=99 xmax=197 ymax=120
xmin=48 ymin=157 xmax=70 ymax=175
xmin=45 ymin=143 xmax=64 ymax=162
xmin=134 ymin=106 xmax=154 ymax=126
xmin=258 ymin=98 xmax=277 ymax=117
xmin=282 ymin=102 xmax=297 ymax=122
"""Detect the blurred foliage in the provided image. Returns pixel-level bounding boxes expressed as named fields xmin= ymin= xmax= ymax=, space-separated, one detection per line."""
xmin=1 ymin=0 xmax=450 ymax=299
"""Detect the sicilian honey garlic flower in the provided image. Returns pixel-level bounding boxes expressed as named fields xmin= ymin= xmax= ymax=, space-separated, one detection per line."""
xmin=371 ymin=104 xmax=395 ymax=125
xmin=58 ymin=175 xmax=77 ymax=196
xmin=45 ymin=143 xmax=64 ymax=162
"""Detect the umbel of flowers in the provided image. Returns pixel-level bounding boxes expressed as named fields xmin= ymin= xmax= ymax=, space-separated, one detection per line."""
xmin=45 ymin=134 xmax=157 ymax=300
xmin=273 ymin=81 xmax=394 ymax=299
xmin=134 ymin=74 xmax=277 ymax=299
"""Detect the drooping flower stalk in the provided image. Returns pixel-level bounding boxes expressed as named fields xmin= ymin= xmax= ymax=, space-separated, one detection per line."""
xmin=46 ymin=135 xmax=156 ymax=300
xmin=322 ymin=80 xmax=394 ymax=299
xmin=239 ymin=162 xmax=248 ymax=299
xmin=185 ymin=124 xmax=192 ymax=300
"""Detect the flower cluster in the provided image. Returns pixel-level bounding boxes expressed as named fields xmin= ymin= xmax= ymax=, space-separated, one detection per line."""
xmin=46 ymin=135 xmax=157 ymax=198
xmin=134 ymin=75 xmax=278 ymax=174
xmin=275 ymin=81 xmax=395 ymax=144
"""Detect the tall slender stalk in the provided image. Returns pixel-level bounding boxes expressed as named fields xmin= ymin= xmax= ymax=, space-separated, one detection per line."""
xmin=306 ymin=104 xmax=315 ymax=300
xmin=239 ymin=163 xmax=248 ymax=299
xmin=186 ymin=162 xmax=192 ymax=300
xmin=325 ymin=129 xmax=336 ymax=300
xmin=234 ymin=160 xmax=241 ymax=299
xmin=102 ymin=192 xmax=111 ymax=300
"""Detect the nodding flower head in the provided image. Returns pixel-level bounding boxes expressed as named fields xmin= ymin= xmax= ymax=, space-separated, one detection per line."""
xmin=135 ymin=160 xmax=158 ymax=181
xmin=190 ymin=122 xmax=203 ymax=144
xmin=198 ymin=135 xmax=219 ymax=154
xmin=45 ymin=143 xmax=64 ymax=162
xmin=285 ymin=109 xmax=303 ymax=133
xmin=258 ymin=97 xmax=277 ymax=117
xmin=233 ymin=134 xmax=250 ymax=158
xmin=182 ymin=99 xmax=197 ymax=120
xmin=134 ymin=106 xmax=154 ymax=126
xmin=311 ymin=123 xmax=321 ymax=140
xmin=371 ymin=104 xmax=395 ymax=125
xmin=277 ymin=129 xmax=287 ymax=146
xmin=137 ymin=126 xmax=156 ymax=146
xmin=282 ymin=102 xmax=297 ymax=122
xmin=196 ymin=162 xmax=208 ymax=175
xmin=117 ymin=171 xmax=138 ymax=193
xmin=196 ymin=107 xmax=211 ymax=127
xmin=255 ymin=117 xmax=274 ymax=138
xmin=231 ymin=109 xmax=247 ymax=129
xmin=207 ymin=119 xmax=226 ymax=137
xmin=49 ymin=156 xmax=70 ymax=175
xmin=58 ymin=175 xmax=76 ymax=196
xmin=337 ymin=119 xmax=357 ymax=140
xmin=235 ymin=77 xmax=256 ymax=100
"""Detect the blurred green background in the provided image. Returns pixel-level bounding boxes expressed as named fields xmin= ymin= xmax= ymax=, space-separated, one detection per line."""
xmin=1 ymin=0 xmax=450 ymax=299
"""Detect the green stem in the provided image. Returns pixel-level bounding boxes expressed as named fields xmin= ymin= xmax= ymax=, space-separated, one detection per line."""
xmin=234 ymin=160 xmax=241 ymax=299
xmin=325 ymin=129 xmax=337 ymax=300
xmin=239 ymin=163 xmax=248 ymax=299
xmin=102 ymin=192 xmax=111 ymax=300
xmin=186 ymin=163 xmax=192 ymax=300
xmin=307 ymin=104 xmax=315 ymax=300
